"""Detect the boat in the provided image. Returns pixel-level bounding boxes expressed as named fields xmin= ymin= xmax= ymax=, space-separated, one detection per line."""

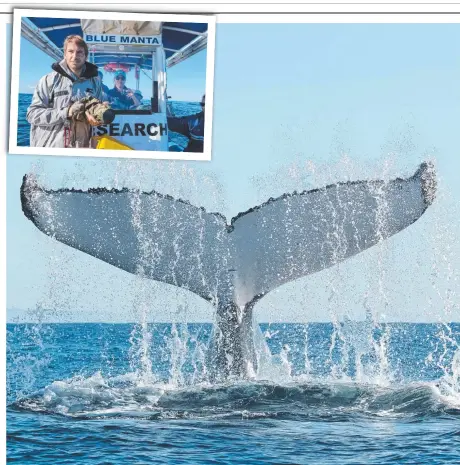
xmin=21 ymin=17 xmax=208 ymax=151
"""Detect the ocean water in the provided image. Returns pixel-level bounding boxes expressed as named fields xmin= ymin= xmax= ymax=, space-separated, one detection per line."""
xmin=17 ymin=93 xmax=201 ymax=150
xmin=7 ymin=322 xmax=460 ymax=464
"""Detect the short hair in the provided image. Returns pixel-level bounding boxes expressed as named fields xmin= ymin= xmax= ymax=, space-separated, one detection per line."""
xmin=63 ymin=35 xmax=88 ymax=57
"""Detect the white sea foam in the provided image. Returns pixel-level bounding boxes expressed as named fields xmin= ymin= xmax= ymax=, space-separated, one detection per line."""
xmin=14 ymin=369 xmax=460 ymax=421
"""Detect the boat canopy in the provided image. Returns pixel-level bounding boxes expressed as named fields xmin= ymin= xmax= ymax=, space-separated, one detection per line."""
xmin=22 ymin=17 xmax=208 ymax=69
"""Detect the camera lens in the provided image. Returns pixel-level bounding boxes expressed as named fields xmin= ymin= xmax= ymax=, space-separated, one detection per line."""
xmin=102 ymin=109 xmax=116 ymax=124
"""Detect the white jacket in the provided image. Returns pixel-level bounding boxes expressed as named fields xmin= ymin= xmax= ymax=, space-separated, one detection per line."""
xmin=26 ymin=59 xmax=102 ymax=148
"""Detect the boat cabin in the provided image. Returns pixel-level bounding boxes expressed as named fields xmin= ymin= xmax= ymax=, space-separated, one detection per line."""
xmin=21 ymin=17 xmax=208 ymax=151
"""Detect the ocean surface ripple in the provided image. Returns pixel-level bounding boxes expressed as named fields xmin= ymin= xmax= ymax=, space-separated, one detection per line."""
xmin=7 ymin=323 xmax=460 ymax=464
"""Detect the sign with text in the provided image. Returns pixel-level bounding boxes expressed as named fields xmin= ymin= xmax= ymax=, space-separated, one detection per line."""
xmin=84 ymin=34 xmax=162 ymax=46
xmin=94 ymin=114 xmax=169 ymax=151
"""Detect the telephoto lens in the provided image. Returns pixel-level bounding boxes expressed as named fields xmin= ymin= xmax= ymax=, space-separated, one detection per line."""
xmin=101 ymin=109 xmax=115 ymax=124
xmin=84 ymin=97 xmax=115 ymax=124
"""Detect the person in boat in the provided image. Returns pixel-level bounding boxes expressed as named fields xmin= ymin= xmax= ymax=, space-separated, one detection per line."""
xmin=130 ymin=90 xmax=144 ymax=109
xmin=26 ymin=35 xmax=103 ymax=148
xmin=107 ymin=70 xmax=142 ymax=109
xmin=98 ymin=71 xmax=110 ymax=100
xmin=167 ymin=94 xmax=205 ymax=153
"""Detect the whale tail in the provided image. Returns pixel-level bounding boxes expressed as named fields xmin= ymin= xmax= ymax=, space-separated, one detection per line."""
xmin=21 ymin=162 xmax=436 ymax=378
xmin=21 ymin=162 xmax=436 ymax=306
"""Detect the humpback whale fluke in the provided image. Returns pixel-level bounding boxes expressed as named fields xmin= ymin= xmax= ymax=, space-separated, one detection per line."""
xmin=21 ymin=162 xmax=436 ymax=380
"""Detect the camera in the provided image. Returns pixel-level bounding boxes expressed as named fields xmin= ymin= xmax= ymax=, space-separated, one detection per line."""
xmin=68 ymin=96 xmax=115 ymax=125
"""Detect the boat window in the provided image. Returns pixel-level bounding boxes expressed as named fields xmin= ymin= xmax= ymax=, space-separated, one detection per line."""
xmin=100 ymin=68 xmax=155 ymax=114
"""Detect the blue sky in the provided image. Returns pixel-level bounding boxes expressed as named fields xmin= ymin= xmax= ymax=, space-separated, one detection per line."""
xmin=19 ymin=34 xmax=207 ymax=102
xmin=8 ymin=23 xmax=460 ymax=323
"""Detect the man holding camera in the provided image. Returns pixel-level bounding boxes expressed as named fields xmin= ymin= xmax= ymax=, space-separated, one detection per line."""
xmin=26 ymin=35 xmax=103 ymax=148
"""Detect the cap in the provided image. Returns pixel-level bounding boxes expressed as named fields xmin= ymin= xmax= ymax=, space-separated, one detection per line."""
xmin=114 ymin=70 xmax=126 ymax=79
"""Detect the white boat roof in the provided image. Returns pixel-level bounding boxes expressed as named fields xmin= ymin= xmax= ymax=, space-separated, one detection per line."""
xmin=21 ymin=17 xmax=208 ymax=69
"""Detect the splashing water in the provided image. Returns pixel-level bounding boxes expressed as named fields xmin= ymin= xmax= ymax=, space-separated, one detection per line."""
xmin=8 ymin=157 xmax=460 ymax=423
xmin=8 ymin=323 xmax=460 ymax=421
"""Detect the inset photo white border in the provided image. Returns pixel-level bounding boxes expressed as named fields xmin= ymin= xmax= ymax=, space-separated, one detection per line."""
xmin=9 ymin=8 xmax=216 ymax=160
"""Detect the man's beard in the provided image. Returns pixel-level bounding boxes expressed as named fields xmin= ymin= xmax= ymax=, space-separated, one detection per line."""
xmin=68 ymin=61 xmax=84 ymax=74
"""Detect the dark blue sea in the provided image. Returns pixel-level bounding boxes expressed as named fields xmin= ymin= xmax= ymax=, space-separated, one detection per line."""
xmin=7 ymin=322 xmax=460 ymax=464
xmin=17 ymin=93 xmax=201 ymax=150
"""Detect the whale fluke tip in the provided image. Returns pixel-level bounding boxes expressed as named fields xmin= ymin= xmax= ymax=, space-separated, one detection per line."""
xmin=416 ymin=161 xmax=436 ymax=206
xmin=20 ymin=174 xmax=40 ymax=224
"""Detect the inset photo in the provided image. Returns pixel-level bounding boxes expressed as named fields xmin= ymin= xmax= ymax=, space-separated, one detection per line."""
xmin=9 ymin=9 xmax=215 ymax=160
